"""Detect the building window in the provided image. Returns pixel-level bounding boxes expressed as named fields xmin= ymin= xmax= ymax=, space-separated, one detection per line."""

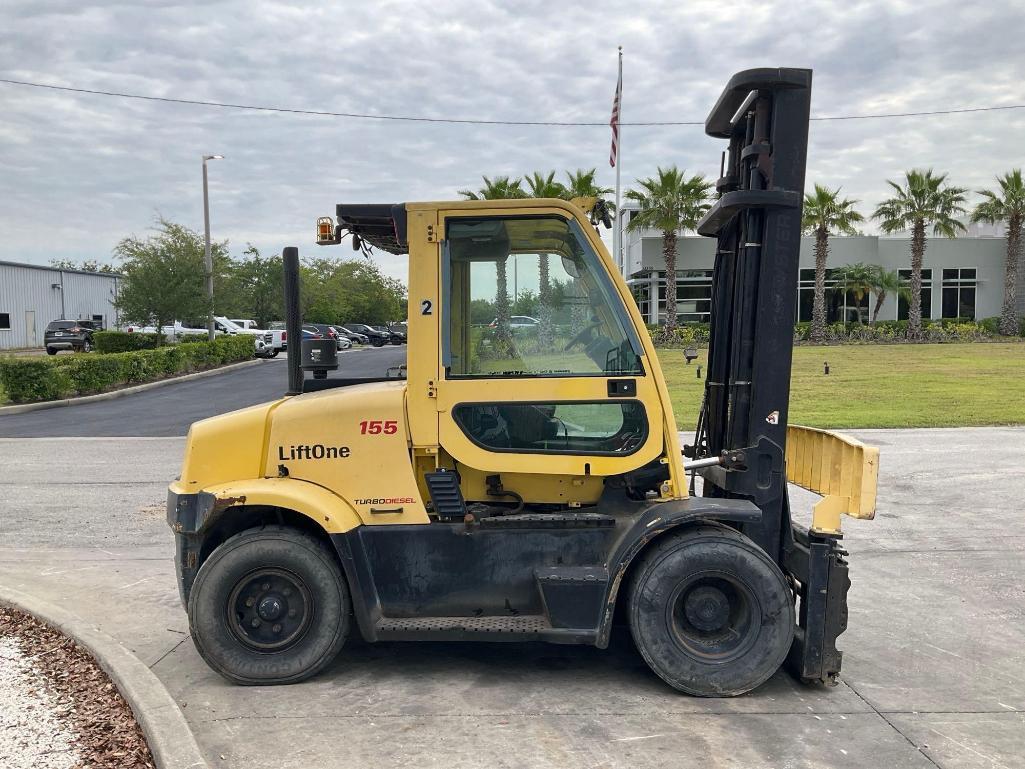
xmin=897 ymin=269 xmax=933 ymax=321
xmin=630 ymin=281 xmax=651 ymax=321
xmin=674 ymin=270 xmax=713 ymax=323
xmin=797 ymin=269 xmax=869 ymax=323
xmin=0 ymin=313 xmax=10 ymax=330
xmin=941 ymin=268 xmax=977 ymax=320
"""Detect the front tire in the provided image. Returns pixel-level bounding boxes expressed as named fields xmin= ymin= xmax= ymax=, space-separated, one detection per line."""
xmin=46 ymin=347 xmax=57 ymax=355
xmin=372 ymin=339 xmax=385 ymax=347
xmin=188 ymin=525 xmax=351 ymax=685
xmin=629 ymin=525 xmax=795 ymax=697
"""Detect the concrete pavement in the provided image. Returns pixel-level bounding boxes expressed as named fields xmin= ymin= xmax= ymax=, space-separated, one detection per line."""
xmin=2 ymin=426 xmax=1023 ymax=768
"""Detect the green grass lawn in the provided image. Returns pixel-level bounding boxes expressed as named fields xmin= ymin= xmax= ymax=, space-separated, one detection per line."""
xmin=659 ymin=342 xmax=1025 ymax=430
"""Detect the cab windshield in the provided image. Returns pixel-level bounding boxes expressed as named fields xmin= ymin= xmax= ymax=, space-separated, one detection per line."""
xmin=445 ymin=215 xmax=643 ymax=378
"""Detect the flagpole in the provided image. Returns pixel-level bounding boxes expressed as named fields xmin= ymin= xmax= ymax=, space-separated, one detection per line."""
xmin=614 ymin=46 xmax=623 ymax=274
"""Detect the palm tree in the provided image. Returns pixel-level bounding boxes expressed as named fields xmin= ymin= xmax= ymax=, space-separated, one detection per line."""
xmin=525 ymin=171 xmax=568 ymax=200
xmin=564 ymin=168 xmax=613 ymax=203
xmin=867 ymin=265 xmax=907 ymax=323
xmin=459 ymin=176 xmax=526 ymax=353
xmin=971 ymin=169 xmax=1025 ymax=335
xmin=835 ymin=263 xmax=875 ymax=323
xmin=802 ymin=185 xmax=864 ymax=342
xmin=457 ymin=175 xmax=527 ymax=201
xmin=873 ymin=169 xmax=968 ymax=338
xmin=625 ymin=167 xmax=712 ymax=337
xmin=524 ymin=172 xmax=569 ymax=349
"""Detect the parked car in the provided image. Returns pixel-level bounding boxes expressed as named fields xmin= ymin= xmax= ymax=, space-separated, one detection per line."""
xmin=489 ymin=315 xmax=540 ymax=330
xmin=44 ymin=319 xmax=97 ymax=354
xmin=342 ymin=323 xmax=390 ymax=347
xmin=215 ymin=316 xmax=265 ymax=337
xmin=375 ymin=324 xmax=406 ymax=344
xmin=331 ymin=326 xmax=366 ymax=345
xmin=306 ymin=323 xmax=352 ymax=351
xmin=263 ymin=321 xmax=287 ymax=354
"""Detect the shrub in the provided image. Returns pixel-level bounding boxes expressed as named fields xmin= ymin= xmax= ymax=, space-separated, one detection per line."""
xmin=0 ymin=335 xmax=254 ymax=404
xmin=0 ymin=359 xmax=72 ymax=403
xmin=93 ymin=330 xmax=160 ymax=353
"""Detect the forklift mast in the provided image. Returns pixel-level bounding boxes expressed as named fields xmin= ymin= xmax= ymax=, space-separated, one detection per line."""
xmin=693 ymin=68 xmax=810 ymax=553
xmin=691 ymin=68 xmax=851 ymax=683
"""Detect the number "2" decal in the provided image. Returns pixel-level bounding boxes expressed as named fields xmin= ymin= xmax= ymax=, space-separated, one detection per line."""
xmin=359 ymin=420 xmax=398 ymax=435
xmin=420 ymin=299 xmax=433 ymax=315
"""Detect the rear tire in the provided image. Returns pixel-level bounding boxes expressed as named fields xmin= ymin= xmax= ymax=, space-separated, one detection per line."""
xmin=372 ymin=339 xmax=385 ymax=347
xmin=188 ymin=525 xmax=351 ymax=685
xmin=629 ymin=524 xmax=795 ymax=697
xmin=266 ymin=349 xmax=279 ymax=358
xmin=46 ymin=347 xmax=57 ymax=355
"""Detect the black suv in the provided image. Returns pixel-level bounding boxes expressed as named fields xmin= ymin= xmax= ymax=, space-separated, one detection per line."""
xmin=342 ymin=324 xmax=390 ymax=347
xmin=44 ymin=319 xmax=97 ymax=354
xmin=375 ymin=324 xmax=406 ymax=345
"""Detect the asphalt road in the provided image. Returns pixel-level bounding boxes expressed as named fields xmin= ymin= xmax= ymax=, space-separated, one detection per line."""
xmin=0 ymin=346 xmax=407 ymax=438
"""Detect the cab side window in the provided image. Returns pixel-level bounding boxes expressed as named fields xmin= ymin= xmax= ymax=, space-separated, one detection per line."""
xmin=445 ymin=216 xmax=642 ymax=378
xmin=453 ymin=401 xmax=647 ymax=455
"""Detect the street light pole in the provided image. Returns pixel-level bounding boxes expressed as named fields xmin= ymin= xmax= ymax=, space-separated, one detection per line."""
xmin=202 ymin=154 xmax=223 ymax=341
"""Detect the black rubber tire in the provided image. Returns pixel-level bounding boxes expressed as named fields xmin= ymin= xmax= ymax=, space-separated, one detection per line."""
xmin=188 ymin=525 xmax=351 ymax=685
xmin=46 ymin=347 xmax=57 ymax=355
xmin=81 ymin=339 xmax=92 ymax=353
xmin=266 ymin=349 xmax=279 ymax=358
xmin=372 ymin=339 xmax=385 ymax=347
xmin=628 ymin=524 xmax=795 ymax=697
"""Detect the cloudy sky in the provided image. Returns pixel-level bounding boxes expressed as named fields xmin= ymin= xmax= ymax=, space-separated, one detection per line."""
xmin=2 ymin=0 xmax=1024 ymax=283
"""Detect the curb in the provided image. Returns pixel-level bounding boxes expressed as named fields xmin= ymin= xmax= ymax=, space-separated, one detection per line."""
xmin=0 ymin=358 xmax=265 ymax=416
xmin=0 ymin=585 xmax=209 ymax=769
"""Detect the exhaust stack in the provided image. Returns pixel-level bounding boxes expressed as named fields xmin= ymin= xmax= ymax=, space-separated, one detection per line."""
xmin=282 ymin=246 xmax=303 ymax=395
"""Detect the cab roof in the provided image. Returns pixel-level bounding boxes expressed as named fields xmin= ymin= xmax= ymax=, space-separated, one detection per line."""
xmin=335 ymin=199 xmax=589 ymax=255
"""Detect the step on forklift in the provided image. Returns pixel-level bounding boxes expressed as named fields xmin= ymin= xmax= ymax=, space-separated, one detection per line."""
xmin=168 ymin=67 xmax=878 ymax=696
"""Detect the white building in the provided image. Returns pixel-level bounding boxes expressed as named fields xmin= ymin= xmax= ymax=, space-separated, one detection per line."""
xmin=621 ymin=209 xmax=1021 ymax=326
xmin=0 ymin=261 xmax=122 ymax=350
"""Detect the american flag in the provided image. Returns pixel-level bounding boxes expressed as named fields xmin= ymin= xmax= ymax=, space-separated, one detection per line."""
xmin=609 ymin=68 xmax=622 ymax=167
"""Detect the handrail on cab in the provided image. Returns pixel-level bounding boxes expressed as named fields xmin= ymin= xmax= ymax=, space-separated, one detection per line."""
xmin=786 ymin=425 xmax=879 ymax=536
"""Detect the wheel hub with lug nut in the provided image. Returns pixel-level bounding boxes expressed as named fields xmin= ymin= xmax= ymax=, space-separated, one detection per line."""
xmin=227 ymin=568 xmax=313 ymax=652
xmin=684 ymin=585 xmax=731 ymax=632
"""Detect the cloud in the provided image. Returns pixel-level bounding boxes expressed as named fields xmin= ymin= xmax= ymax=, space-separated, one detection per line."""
xmin=1 ymin=0 xmax=1023 ymax=285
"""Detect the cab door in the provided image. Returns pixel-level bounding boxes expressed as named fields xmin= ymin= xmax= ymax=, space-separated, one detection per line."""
xmin=436 ymin=205 xmax=673 ymax=496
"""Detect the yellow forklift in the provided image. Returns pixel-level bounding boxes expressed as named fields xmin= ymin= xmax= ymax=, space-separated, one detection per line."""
xmin=168 ymin=67 xmax=877 ymax=696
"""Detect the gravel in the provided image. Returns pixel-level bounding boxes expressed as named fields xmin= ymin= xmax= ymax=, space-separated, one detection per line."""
xmin=0 ymin=606 xmax=154 ymax=769
xmin=0 ymin=636 xmax=80 ymax=769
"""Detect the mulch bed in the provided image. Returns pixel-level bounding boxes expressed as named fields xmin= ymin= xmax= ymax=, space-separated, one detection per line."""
xmin=0 ymin=605 xmax=155 ymax=769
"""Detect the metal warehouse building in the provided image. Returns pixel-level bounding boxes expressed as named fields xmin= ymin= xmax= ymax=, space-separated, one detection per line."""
xmin=0 ymin=261 xmax=122 ymax=350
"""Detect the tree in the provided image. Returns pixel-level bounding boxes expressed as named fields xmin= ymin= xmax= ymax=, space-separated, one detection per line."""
xmin=835 ymin=263 xmax=875 ymax=323
xmin=457 ymin=175 xmax=527 ymax=201
xmin=458 ymin=176 xmax=526 ymax=353
xmin=301 ymin=257 xmax=406 ymax=325
xmin=873 ymin=170 xmax=968 ymax=338
xmin=217 ymin=245 xmax=283 ymax=328
xmin=801 ymin=185 xmax=864 ymax=341
xmin=971 ymin=169 xmax=1025 ymax=335
xmin=625 ymin=167 xmax=712 ymax=338
xmin=564 ymin=168 xmax=614 ymax=204
xmin=524 ymin=172 xmax=569 ymax=349
xmin=49 ymin=259 xmax=120 ymax=274
xmin=113 ymin=218 xmax=226 ymax=340
xmin=867 ymin=265 xmax=907 ymax=323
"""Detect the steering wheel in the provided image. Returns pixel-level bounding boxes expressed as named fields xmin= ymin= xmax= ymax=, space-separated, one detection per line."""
xmin=564 ymin=321 xmax=601 ymax=352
